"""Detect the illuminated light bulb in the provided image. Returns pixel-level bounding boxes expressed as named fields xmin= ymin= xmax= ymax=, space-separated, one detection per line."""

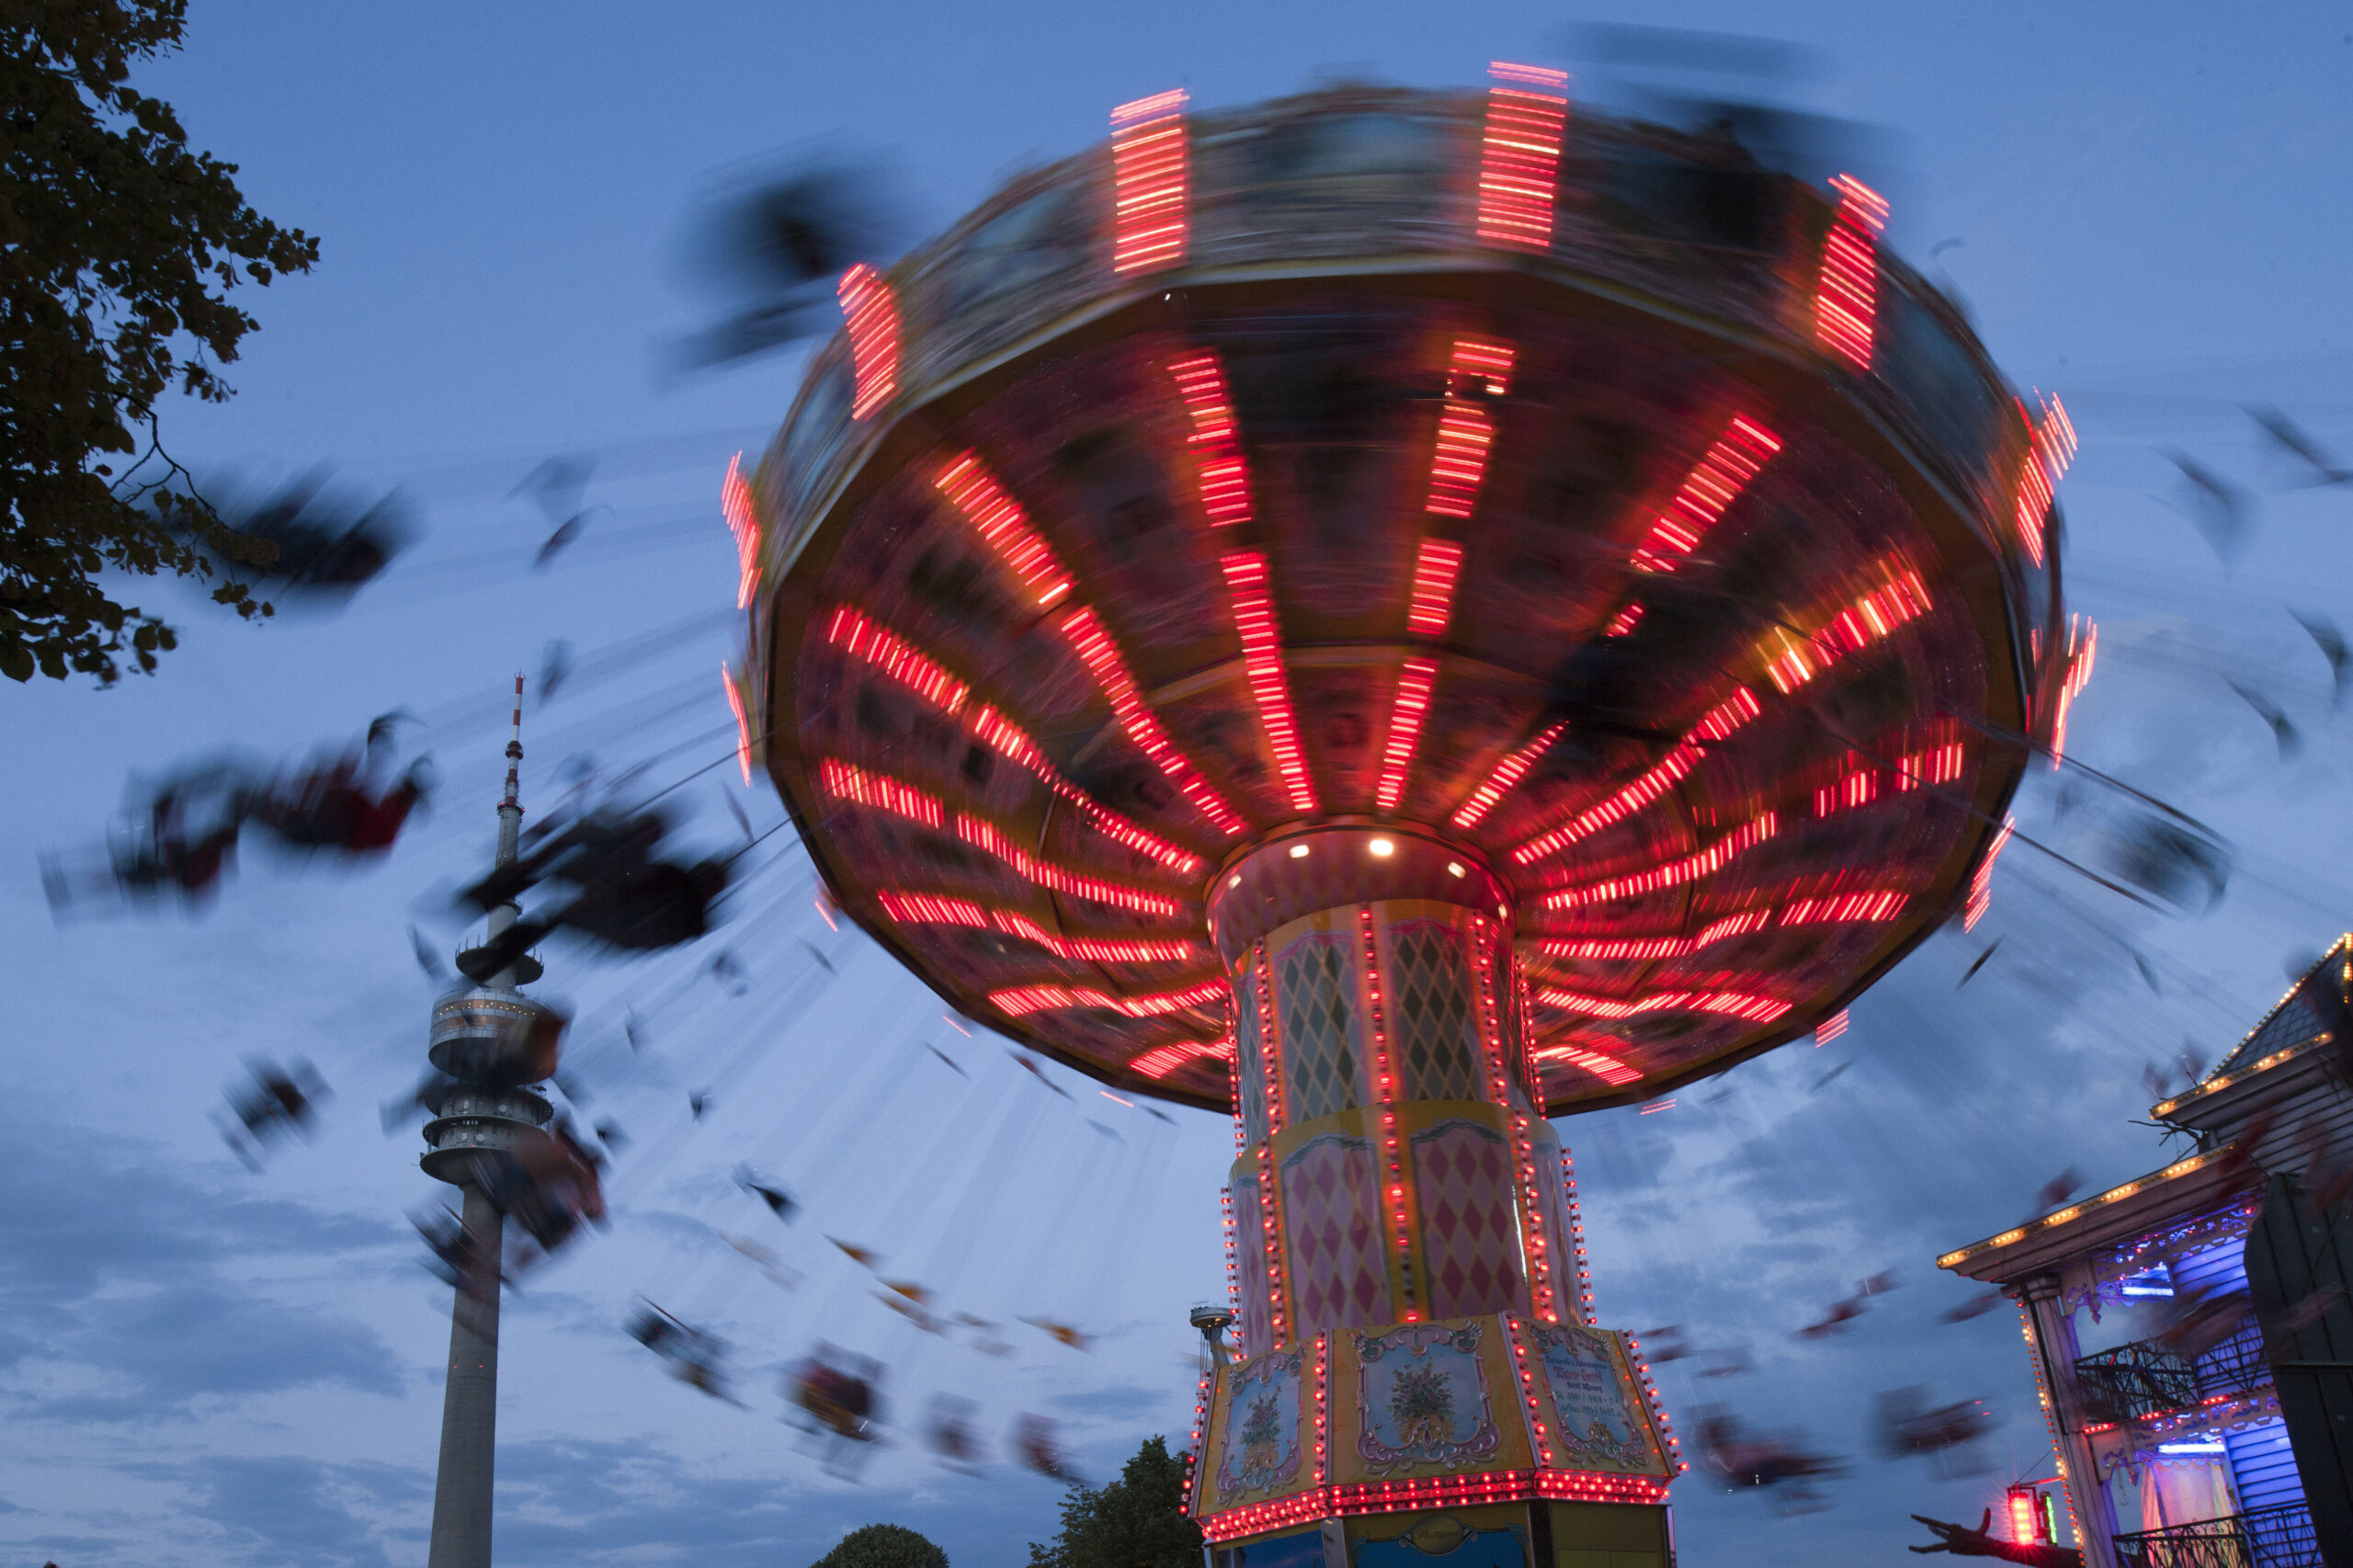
xmin=1289 ymin=843 xmax=1311 ymax=858
xmin=1369 ymin=837 xmax=1394 ymax=858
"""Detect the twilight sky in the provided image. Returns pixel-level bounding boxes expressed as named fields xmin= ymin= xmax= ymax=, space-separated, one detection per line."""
xmin=4 ymin=4 xmax=2352 ymax=1566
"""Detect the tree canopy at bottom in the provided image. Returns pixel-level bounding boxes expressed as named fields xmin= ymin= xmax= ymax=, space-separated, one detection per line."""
xmin=1027 ymin=1435 xmax=1203 ymax=1568
xmin=816 ymin=1522 xmax=951 ymax=1568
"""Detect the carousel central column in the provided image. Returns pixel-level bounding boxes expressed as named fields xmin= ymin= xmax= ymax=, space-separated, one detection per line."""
xmin=1212 ymin=827 xmax=1564 ymax=1355
xmin=1192 ymin=825 xmax=1678 ymax=1565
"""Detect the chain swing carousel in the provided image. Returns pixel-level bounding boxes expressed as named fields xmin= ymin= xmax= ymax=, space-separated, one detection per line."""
xmin=731 ymin=65 xmax=2078 ymax=1568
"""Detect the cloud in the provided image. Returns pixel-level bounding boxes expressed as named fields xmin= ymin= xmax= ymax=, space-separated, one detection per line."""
xmin=0 ymin=1125 xmax=410 ymax=1423
xmin=22 ymin=1285 xmax=402 ymax=1422
xmin=179 ymin=1455 xmax=423 ymax=1568
xmin=1040 ymin=1383 xmax=1169 ymax=1421
xmin=0 ymin=1135 xmax=404 ymax=1310
xmin=492 ymin=1437 xmax=1063 ymax=1568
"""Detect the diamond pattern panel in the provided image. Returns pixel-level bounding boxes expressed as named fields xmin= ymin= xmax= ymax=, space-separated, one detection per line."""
xmin=1275 ymin=934 xmax=1365 ymax=1123
xmin=1280 ymin=1132 xmax=1390 ymax=1336
xmin=1385 ymin=919 xmax=1483 ymax=1103
xmin=1231 ymin=1169 xmax=1273 ymax=1355
xmin=1234 ymin=965 xmax=1270 ymax=1144
xmin=1411 ymin=1118 xmax=1525 ymax=1320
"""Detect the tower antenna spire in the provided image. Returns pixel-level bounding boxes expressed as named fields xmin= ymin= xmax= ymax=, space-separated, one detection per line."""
xmin=496 ymin=670 xmax=524 ymax=869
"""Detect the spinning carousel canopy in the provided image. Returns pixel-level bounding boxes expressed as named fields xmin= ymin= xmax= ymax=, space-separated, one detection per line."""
xmin=737 ymin=75 xmax=2073 ymax=1113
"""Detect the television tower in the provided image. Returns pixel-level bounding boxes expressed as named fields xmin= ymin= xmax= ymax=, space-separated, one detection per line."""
xmin=422 ymin=676 xmax=559 ymax=1568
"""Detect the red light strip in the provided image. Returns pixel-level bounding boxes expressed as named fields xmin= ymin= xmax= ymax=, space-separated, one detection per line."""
xmin=1902 ymin=739 xmax=1968 ymax=790
xmin=1509 ymin=1317 xmax=1553 ymax=1460
xmin=1781 ymin=889 xmax=1908 ymax=925
xmin=1813 ymin=173 xmax=1889 ymax=371
xmin=1629 ymin=415 xmax=1782 ymax=573
xmin=1406 ymin=538 xmax=1464 ymax=637
xmin=1061 ymin=604 xmax=1247 ymax=834
xmin=975 ymin=705 xmax=1201 ymax=870
xmin=1165 ymin=358 xmax=1317 ymax=818
xmin=816 ymin=758 xmax=1188 ymax=915
xmin=715 ymin=664 xmax=753 ymax=781
xmin=1254 ymin=946 xmax=1287 ymax=1132
xmin=835 ymin=262 xmax=900 ymax=419
xmin=989 ymin=910 xmax=1194 ymax=963
xmin=1452 ymin=722 xmax=1565 ymax=830
xmin=1313 ymin=1333 xmax=1331 ymax=1483
xmin=1373 ymin=656 xmax=1438 ymax=812
xmin=722 ymin=663 xmax=756 ymax=785
xmin=1814 ymin=756 xmax=1880 ymax=817
xmin=1802 ymin=727 xmax=1966 ymax=820
xmin=722 ymin=452 xmax=761 ymax=608
xmin=1199 ymin=1470 xmax=1670 ymax=1540
xmin=1424 ymin=340 xmax=1517 ymax=518
xmin=1252 ymin=946 xmax=1289 ymax=1342
xmin=935 ymin=452 xmax=1074 ymax=608
xmin=1623 ymin=1332 xmax=1682 ymax=1472
xmin=2010 ymin=393 xmax=2076 ymax=568
xmin=1535 ymin=1040 xmax=1643 ymax=1086
xmin=1515 ymin=963 xmax=1543 ymax=1097
xmin=2049 ymin=615 xmax=2097 ymax=769
xmin=1477 ymin=922 xmax=1555 ymax=1321
xmin=1360 ymin=906 xmax=1417 ymax=1320
xmin=1762 ymin=559 xmax=1934 ymax=694
xmin=1964 ymin=815 xmax=2015 ymax=932
xmin=1220 ymin=551 xmax=1317 ymax=815
xmin=1221 ymin=1184 xmax=1240 ymax=1331
xmin=953 ymin=814 xmax=1186 ymax=915
xmin=875 ymin=890 xmax=988 ymax=927
xmin=992 ymin=979 xmax=1227 ymax=1017
xmin=1110 ymin=89 xmax=1188 ymax=274
xmin=1534 ymin=986 xmax=1792 ymax=1025
xmin=1561 ymin=1150 xmax=1596 ymax=1319
xmin=1540 ymin=812 xmax=1780 ymax=909
xmin=1131 ymin=1036 xmax=1234 ymax=1080
xmin=824 ymin=607 xmax=1201 ymax=871
xmin=874 ymin=892 xmax=1198 ymax=962
xmin=1168 ymin=351 xmax=1252 ymax=527
xmin=1185 ymin=1360 xmax=1211 ymax=1517
xmin=817 ymin=757 xmax=943 ymax=829
xmin=1602 ymin=602 xmax=1645 ymax=637
xmin=1511 ymin=689 xmax=1759 ymax=864
xmin=825 ymin=606 xmax=971 ymax=711
xmin=1536 ymin=892 xmax=1908 ymax=962
xmin=1475 ymin=63 xmax=1569 ymax=251
xmin=1540 ymin=936 xmax=1683 ymax=962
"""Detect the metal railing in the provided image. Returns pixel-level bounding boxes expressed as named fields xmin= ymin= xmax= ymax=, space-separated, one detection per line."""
xmin=2074 ymin=1315 xmax=2268 ymax=1424
xmin=2192 ymin=1317 xmax=2268 ymax=1399
xmin=2113 ymin=1503 xmax=2322 ymax=1568
xmin=2076 ymin=1340 xmax=2203 ymax=1424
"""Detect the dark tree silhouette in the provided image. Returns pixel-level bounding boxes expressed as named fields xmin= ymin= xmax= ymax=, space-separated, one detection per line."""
xmin=3 ymin=0 xmax=318 ymax=685
xmin=814 ymin=1523 xmax=950 ymax=1568
xmin=1026 ymin=1435 xmax=1203 ymax=1568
